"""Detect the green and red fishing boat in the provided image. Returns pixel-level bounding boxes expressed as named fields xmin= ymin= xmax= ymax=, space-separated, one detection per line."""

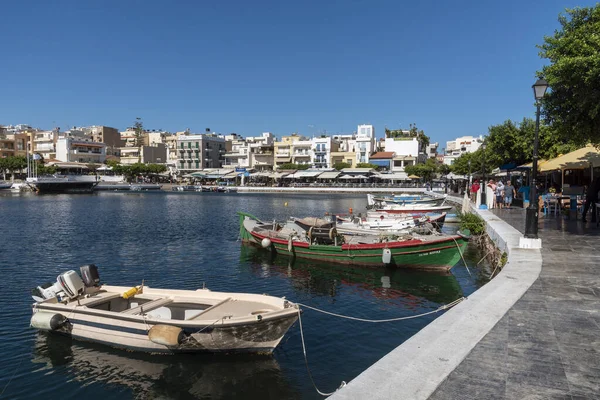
xmin=238 ymin=212 xmax=470 ymax=271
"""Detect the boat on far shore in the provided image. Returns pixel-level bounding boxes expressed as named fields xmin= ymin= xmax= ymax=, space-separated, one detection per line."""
xmin=26 ymin=175 xmax=97 ymax=194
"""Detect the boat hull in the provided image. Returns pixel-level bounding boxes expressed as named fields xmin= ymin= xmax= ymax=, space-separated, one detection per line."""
xmin=239 ymin=212 xmax=469 ymax=271
xmin=33 ymin=307 xmax=298 ymax=354
xmin=33 ymin=296 xmax=298 ymax=355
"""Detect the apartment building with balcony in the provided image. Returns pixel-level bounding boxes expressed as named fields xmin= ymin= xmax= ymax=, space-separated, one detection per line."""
xmin=164 ymin=133 xmax=179 ymax=166
xmin=177 ymin=134 xmax=225 ymax=171
xmin=222 ymin=134 xmax=250 ymax=169
xmin=248 ymin=132 xmax=274 ymax=171
xmin=0 ymin=139 xmax=15 ymax=158
xmin=311 ymin=136 xmax=338 ymax=169
xmin=32 ymin=129 xmax=58 ymax=160
xmin=85 ymin=126 xmax=122 ymax=157
xmin=56 ymin=137 xmax=107 ymax=163
xmin=274 ymin=134 xmax=305 ymax=169
xmin=356 ymin=124 xmax=375 ymax=164
xmin=443 ymin=135 xmax=483 ymax=165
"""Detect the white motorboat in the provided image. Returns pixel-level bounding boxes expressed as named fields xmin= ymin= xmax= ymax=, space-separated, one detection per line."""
xmin=31 ymin=265 xmax=299 ymax=354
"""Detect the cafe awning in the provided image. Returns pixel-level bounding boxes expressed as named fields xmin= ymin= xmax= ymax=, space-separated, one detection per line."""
xmin=379 ymin=173 xmax=408 ymax=180
xmin=317 ymin=171 xmax=341 ymax=179
xmin=539 ymin=145 xmax=600 ymax=172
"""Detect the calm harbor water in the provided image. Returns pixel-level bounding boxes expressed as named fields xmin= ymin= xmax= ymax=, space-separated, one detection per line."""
xmin=0 ymin=191 xmax=491 ymax=399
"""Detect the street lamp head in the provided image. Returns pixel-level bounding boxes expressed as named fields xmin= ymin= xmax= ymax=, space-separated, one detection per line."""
xmin=532 ymin=78 xmax=549 ymax=101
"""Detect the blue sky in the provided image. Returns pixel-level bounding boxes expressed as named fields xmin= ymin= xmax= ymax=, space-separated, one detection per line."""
xmin=1 ymin=0 xmax=595 ymax=146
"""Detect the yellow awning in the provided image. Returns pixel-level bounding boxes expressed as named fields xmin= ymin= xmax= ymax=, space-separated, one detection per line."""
xmin=518 ymin=160 xmax=548 ymax=169
xmin=539 ymin=145 xmax=600 ymax=172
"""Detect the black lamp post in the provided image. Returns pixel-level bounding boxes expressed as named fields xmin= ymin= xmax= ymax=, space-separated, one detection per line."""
xmin=480 ymin=142 xmax=487 ymax=208
xmin=468 ymin=159 xmax=472 ymax=194
xmin=524 ymin=78 xmax=549 ymax=238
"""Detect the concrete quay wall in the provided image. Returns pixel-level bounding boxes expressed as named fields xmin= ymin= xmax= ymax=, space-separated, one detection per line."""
xmin=329 ymin=194 xmax=542 ymax=399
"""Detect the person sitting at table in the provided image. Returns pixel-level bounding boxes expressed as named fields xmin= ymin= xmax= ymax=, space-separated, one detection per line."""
xmin=582 ymin=177 xmax=600 ymax=222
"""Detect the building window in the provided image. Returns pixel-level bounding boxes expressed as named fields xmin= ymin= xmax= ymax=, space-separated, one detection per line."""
xmin=195 ymin=161 xmax=199 ymax=168
xmin=196 ymin=142 xmax=199 ymax=148
xmin=180 ymin=143 xmax=184 ymax=149
xmin=188 ymin=142 xmax=191 ymax=148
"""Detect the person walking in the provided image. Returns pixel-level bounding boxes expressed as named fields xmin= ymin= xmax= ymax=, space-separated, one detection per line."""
xmin=504 ymin=181 xmax=516 ymax=209
xmin=495 ymin=180 xmax=504 ymax=209
xmin=470 ymin=180 xmax=480 ymax=203
xmin=582 ymin=177 xmax=600 ymax=222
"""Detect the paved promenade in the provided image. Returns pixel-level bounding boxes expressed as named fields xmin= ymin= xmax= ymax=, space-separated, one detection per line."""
xmin=431 ymin=208 xmax=600 ymax=400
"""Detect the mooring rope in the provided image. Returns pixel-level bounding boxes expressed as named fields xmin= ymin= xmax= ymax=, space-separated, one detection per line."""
xmin=297 ymin=297 xmax=465 ymax=323
xmin=0 ymin=350 xmax=26 ymax=397
xmin=452 ymin=236 xmax=471 ymax=276
xmin=296 ymin=297 xmax=466 ymax=396
xmin=297 ymin=309 xmax=346 ymax=396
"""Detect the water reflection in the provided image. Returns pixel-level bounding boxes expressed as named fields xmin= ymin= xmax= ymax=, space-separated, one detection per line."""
xmin=32 ymin=333 xmax=297 ymax=399
xmin=240 ymin=245 xmax=464 ymax=305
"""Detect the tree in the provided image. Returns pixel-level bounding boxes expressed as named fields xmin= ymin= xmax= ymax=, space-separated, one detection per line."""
xmin=356 ymin=163 xmax=379 ymax=170
xmin=538 ymin=5 xmax=600 ymax=145
xmin=277 ymin=163 xmax=309 ymax=170
xmin=405 ymin=158 xmax=438 ymax=182
xmin=409 ymin=123 xmax=430 ymax=151
xmin=450 ymin=149 xmax=495 ymax=176
xmin=133 ymin=117 xmax=145 ymax=163
xmin=333 ymin=162 xmax=351 ymax=170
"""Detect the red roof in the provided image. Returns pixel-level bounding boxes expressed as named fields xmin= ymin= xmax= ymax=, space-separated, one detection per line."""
xmin=370 ymin=152 xmax=395 ymax=159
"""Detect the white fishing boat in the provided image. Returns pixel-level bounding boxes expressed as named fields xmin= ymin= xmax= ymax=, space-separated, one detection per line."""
xmin=31 ymin=265 xmax=299 ymax=354
xmin=367 ymin=194 xmax=452 ymax=215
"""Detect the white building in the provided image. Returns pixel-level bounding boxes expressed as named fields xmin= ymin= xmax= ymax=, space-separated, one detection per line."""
xmin=32 ymin=129 xmax=58 ymax=160
xmin=443 ymin=135 xmax=484 ymax=165
xmin=311 ymin=136 xmax=338 ymax=169
xmin=383 ymin=129 xmax=425 ymax=173
xmin=56 ymin=137 xmax=107 ymax=163
xmin=356 ymin=124 xmax=375 ymax=164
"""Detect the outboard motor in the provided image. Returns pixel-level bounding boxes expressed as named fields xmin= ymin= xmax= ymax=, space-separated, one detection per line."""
xmin=80 ymin=264 xmax=100 ymax=287
xmin=32 ymin=270 xmax=85 ymax=302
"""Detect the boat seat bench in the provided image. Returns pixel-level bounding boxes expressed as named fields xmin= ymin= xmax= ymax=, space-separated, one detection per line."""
xmin=121 ymin=297 xmax=174 ymax=315
xmin=80 ymin=293 xmax=122 ymax=308
xmin=186 ymin=297 xmax=232 ymax=320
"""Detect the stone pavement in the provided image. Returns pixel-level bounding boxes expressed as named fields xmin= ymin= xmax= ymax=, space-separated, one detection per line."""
xmin=430 ymin=208 xmax=600 ymax=400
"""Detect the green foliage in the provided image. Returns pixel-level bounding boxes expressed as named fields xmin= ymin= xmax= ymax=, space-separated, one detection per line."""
xmin=409 ymin=123 xmax=430 ymax=150
xmin=37 ymin=163 xmax=57 ymax=175
xmin=356 ymin=162 xmax=379 ymax=170
xmin=404 ymin=158 xmax=438 ymax=181
xmin=450 ymin=118 xmax=581 ymax=175
xmin=106 ymin=162 xmax=166 ymax=179
xmin=105 ymin=159 xmax=120 ymax=168
xmin=0 ymin=156 xmax=27 ymax=177
xmin=385 ymin=124 xmax=431 ymax=151
xmin=278 ymin=163 xmax=309 ymax=170
xmin=133 ymin=117 xmax=144 ymax=163
xmin=333 ymin=162 xmax=351 ymax=170
xmin=458 ymin=211 xmax=486 ymax=236
xmin=538 ymin=5 xmax=600 ymax=145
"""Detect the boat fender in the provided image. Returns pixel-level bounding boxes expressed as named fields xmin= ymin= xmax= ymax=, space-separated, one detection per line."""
xmin=288 ymin=237 xmax=293 ymax=252
xmin=261 ymin=238 xmax=272 ymax=248
xmin=30 ymin=312 xmax=67 ymax=331
xmin=382 ymin=248 xmax=392 ymax=264
xmin=148 ymin=325 xmax=184 ymax=347
xmin=122 ymin=285 xmax=142 ymax=299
